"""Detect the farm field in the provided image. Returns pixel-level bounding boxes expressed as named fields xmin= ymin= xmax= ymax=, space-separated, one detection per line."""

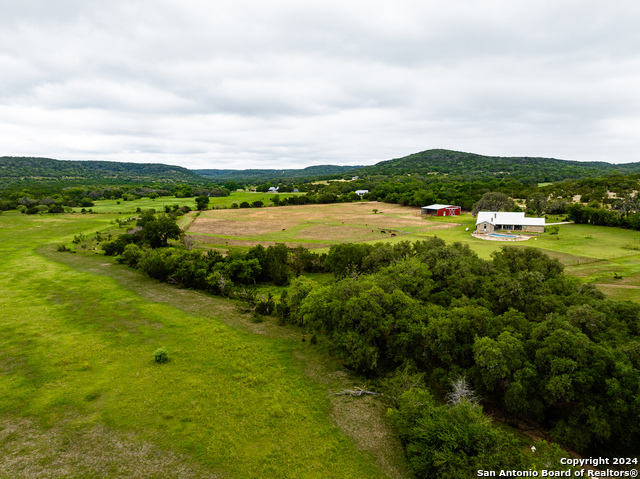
xmin=185 ymin=203 xmax=640 ymax=302
xmin=185 ymin=201 xmax=460 ymax=250
xmin=0 ymin=211 xmax=407 ymax=478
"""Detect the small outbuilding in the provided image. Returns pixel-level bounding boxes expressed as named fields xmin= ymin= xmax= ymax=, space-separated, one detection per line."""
xmin=475 ymin=212 xmax=545 ymax=234
xmin=355 ymin=189 xmax=369 ymax=196
xmin=421 ymin=204 xmax=461 ymax=216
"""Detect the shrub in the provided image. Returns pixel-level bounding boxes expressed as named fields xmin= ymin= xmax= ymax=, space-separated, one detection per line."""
xmin=154 ymin=347 xmax=169 ymax=363
xmin=72 ymin=233 xmax=86 ymax=244
xmin=48 ymin=204 xmax=65 ymax=213
xmin=117 ymin=243 xmax=144 ymax=268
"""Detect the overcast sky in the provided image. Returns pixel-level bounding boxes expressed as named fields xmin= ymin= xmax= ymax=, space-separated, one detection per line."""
xmin=2 ymin=0 xmax=639 ymax=169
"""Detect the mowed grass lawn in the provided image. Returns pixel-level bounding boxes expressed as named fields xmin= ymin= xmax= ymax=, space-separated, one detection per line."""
xmin=0 ymin=211 xmax=398 ymax=478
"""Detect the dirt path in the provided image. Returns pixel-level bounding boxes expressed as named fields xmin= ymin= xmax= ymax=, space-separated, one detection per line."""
xmin=595 ymin=283 xmax=640 ymax=289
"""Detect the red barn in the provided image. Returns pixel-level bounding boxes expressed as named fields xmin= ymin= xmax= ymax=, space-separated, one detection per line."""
xmin=421 ymin=204 xmax=461 ymax=216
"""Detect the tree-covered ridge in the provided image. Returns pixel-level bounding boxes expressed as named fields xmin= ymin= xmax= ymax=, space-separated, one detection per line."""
xmin=353 ymin=149 xmax=640 ymax=183
xmin=0 ymin=157 xmax=201 ymax=182
xmin=195 ymin=149 xmax=640 ymax=184
xmin=194 ymin=164 xmax=361 ymax=181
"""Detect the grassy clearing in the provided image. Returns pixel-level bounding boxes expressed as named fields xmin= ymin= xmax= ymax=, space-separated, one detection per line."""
xmin=70 ymin=192 xmax=304 ymax=214
xmin=185 ymin=201 xmax=450 ymax=250
xmin=0 ymin=211 xmax=406 ymax=478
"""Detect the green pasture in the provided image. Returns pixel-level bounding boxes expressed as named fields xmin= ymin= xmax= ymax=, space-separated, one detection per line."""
xmin=0 ymin=211 xmax=401 ymax=478
xmin=71 ymin=192 xmax=304 ymax=214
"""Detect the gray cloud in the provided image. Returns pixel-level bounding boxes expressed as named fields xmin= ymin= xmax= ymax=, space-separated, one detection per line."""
xmin=1 ymin=0 xmax=640 ymax=168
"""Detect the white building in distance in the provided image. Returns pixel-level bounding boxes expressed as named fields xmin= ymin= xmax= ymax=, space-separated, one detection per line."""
xmin=475 ymin=212 xmax=545 ymax=233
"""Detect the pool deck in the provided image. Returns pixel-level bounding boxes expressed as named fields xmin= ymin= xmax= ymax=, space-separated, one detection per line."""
xmin=472 ymin=233 xmax=532 ymax=242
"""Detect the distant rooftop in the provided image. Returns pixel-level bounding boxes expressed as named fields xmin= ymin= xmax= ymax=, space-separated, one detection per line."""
xmin=423 ymin=204 xmax=456 ymax=209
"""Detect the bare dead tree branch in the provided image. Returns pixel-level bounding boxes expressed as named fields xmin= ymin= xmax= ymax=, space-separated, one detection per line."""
xmin=332 ymin=387 xmax=383 ymax=397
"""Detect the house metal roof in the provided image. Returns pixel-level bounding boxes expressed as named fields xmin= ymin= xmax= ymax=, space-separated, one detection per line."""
xmin=476 ymin=211 xmax=545 ymax=226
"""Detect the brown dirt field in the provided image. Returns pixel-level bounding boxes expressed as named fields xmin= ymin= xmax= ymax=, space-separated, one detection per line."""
xmin=188 ymin=202 xmax=457 ymax=248
xmin=195 ymin=202 xmax=422 ymax=225
xmin=188 ymin=217 xmax=298 ymax=236
xmin=298 ymin=224 xmax=384 ymax=242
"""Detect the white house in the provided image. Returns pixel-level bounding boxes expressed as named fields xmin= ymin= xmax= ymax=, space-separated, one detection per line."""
xmin=355 ymin=190 xmax=369 ymax=196
xmin=475 ymin=212 xmax=545 ymax=234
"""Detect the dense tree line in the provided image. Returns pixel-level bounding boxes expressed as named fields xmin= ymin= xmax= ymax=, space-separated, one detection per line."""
xmin=101 ymin=211 xmax=325 ymax=291
xmin=115 ymin=243 xmax=323 ymax=294
xmin=567 ymin=203 xmax=640 ymax=230
xmin=277 ymin=239 xmax=640 ymax=457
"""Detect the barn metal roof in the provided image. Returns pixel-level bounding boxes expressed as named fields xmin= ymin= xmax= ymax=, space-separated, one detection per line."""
xmin=423 ymin=204 xmax=458 ymax=209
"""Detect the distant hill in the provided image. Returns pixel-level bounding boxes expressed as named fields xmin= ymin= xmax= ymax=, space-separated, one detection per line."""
xmin=196 ymin=150 xmax=640 ymax=183
xmin=0 ymin=156 xmax=201 ymax=185
xmin=6 ymin=150 xmax=640 ymax=192
xmin=194 ymin=164 xmax=361 ymax=181
xmin=353 ymin=149 xmax=640 ymax=182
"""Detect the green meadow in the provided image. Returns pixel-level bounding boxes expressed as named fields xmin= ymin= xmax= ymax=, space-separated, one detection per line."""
xmin=72 ymin=192 xmax=304 ymax=214
xmin=0 ymin=210 xmax=406 ymax=478
xmin=3 ymin=199 xmax=638 ymax=476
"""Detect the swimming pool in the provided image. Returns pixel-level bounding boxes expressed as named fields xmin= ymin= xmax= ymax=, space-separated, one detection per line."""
xmin=488 ymin=233 xmax=518 ymax=238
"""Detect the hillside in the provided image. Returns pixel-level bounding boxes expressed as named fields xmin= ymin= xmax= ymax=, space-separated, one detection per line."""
xmin=353 ymin=149 xmax=640 ymax=182
xmin=194 ymin=164 xmax=361 ymax=181
xmin=0 ymin=157 xmax=201 ymax=183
